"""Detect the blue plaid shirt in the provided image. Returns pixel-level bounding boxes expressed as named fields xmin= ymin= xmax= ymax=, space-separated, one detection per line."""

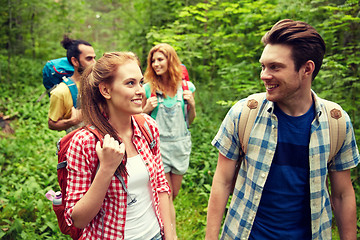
xmin=212 ymin=91 xmax=359 ymax=240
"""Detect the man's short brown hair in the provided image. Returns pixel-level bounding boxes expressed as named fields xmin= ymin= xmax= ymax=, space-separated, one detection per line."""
xmin=262 ymin=19 xmax=326 ymax=81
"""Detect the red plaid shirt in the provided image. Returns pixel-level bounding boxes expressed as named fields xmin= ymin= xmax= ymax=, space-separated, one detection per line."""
xmin=65 ymin=114 xmax=170 ymax=239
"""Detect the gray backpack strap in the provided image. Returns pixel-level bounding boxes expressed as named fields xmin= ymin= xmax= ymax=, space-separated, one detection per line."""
xmin=321 ymin=99 xmax=346 ymax=163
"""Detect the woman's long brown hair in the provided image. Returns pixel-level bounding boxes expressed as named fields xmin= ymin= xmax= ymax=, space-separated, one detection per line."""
xmin=80 ymin=52 xmax=140 ymax=176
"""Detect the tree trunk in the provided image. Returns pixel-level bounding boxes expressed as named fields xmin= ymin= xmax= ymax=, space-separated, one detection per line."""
xmin=7 ymin=0 xmax=12 ymax=84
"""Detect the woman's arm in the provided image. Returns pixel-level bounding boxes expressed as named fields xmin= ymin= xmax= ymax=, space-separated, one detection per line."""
xmin=70 ymin=134 xmax=125 ymax=229
xmin=183 ymin=90 xmax=196 ymax=124
xmin=158 ymin=192 xmax=173 ymax=240
xmin=142 ymin=83 xmax=157 ymax=115
xmin=143 ymin=96 xmax=158 ymax=114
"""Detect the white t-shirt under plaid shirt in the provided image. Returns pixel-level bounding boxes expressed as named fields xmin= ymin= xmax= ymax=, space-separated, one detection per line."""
xmin=212 ymin=91 xmax=359 ymax=240
xmin=65 ymin=114 xmax=170 ymax=240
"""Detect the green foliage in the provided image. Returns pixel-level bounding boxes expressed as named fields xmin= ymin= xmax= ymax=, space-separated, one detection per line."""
xmin=175 ymin=189 xmax=208 ymax=239
xmin=0 ymin=57 xmax=66 ymax=239
xmin=145 ymin=0 xmax=333 ymax=102
xmin=310 ymin=0 xmax=360 ymax=146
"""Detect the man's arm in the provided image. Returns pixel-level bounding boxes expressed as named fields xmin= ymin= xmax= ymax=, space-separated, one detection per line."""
xmin=329 ymin=169 xmax=357 ymax=240
xmin=205 ymin=152 xmax=238 ymax=240
xmin=48 ymin=107 xmax=82 ymax=131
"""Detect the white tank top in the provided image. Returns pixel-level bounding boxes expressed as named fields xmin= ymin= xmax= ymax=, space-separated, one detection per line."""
xmin=124 ymin=154 xmax=160 ymax=239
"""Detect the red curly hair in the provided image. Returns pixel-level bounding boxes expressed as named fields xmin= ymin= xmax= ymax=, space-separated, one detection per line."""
xmin=144 ymin=43 xmax=182 ymax=96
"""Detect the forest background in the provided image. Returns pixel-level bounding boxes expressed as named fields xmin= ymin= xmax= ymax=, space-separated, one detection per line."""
xmin=0 ymin=0 xmax=359 ymax=239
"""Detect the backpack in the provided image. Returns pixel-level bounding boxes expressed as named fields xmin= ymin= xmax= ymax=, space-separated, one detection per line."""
xmin=43 ymin=57 xmax=74 ymax=91
xmin=233 ymin=92 xmax=346 ymax=191
xmin=52 ymin=114 xmax=156 ymax=240
xmin=40 ymin=57 xmax=78 ymax=108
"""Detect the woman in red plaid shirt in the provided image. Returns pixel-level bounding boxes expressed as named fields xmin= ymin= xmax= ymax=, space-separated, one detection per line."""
xmin=64 ymin=52 xmax=173 ymax=239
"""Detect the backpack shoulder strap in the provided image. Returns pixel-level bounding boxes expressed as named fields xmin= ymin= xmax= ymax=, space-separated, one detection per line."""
xmin=133 ymin=114 xmax=156 ymax=155
xmin=85 ymin=125 xmax=104 ymax=179
xmin=231 ymin=92 xmax=266 ymax=193
xmin=182 ymin=80 xmax=190 ymax=128
xmin=182 ymin=79 xmax=189 ymax=91
xmin=86 ymin=125 xmax=104 ymax=145
xmin=321 ymin=99 xmax=346 ymax=162
xmin=150 ymin=89 xmax=156 ymax=98
xmin=62 ymin=77 xmax=78 ymax=108
xmin=238 ymin=92 xmax=266 ymax=154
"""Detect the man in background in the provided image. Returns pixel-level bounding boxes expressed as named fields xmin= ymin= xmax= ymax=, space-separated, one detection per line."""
xmin=48 ymin=35 xmax=96 ymax=132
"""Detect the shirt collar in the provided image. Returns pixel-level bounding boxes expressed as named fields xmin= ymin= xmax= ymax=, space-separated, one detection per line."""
xmin=260 ymin=90 xmax=322 ymax=119
xmin=131 ymin=115 xmax=142 ymax=139
xmin=261 ymin=97 xmax=274 ymax=115
xmin=310 ymin=90 xmax=323 ymax=122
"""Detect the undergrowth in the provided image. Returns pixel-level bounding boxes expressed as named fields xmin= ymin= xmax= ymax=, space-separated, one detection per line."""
xmin=0 ymin=57 xmax=358 ymax=239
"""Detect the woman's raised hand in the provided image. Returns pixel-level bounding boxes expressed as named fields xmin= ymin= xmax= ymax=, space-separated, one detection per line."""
xmin=143 ymin=96 xmax=158 ymax=114
xmin=183 ymin=90 xmax=195 ymax=107
xmin=95 ymin=134 xmax=125 ymax=174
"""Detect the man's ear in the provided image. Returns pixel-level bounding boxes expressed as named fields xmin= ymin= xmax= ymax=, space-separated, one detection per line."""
xmin=71 ymin=56 xmax=79 ymax=68
xmin=303 ymin=60 xmax=315 ymax=78
xmin=99 ymin=82 xmax=111 ymax=100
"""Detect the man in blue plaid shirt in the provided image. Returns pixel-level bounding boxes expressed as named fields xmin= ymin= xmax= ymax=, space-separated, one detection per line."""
xmin=205 ymin=19 xmax=359 ymax=240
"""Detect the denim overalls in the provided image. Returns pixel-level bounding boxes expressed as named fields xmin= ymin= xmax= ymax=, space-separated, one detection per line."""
xmin=155 ymin=87 xmax=191 ymax=174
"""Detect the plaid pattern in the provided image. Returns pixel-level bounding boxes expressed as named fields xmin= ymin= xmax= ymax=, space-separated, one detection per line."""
xmin=65 ymin=114 xmax=170 ymax=240
xmin=212 ymin=91 xmax=359 ymax=240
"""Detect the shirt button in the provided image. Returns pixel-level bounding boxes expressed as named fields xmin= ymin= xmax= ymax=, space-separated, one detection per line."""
xmin=261 ymin=173 xmax=266 ymax=178
xmin=255 ymin=195 xmax=259 ymax=200
xmin=272 ymin=124 xmax=276 ymax=129
xmin=145 ymin=162 xmax=149 ymax=166
xmin=138 ymin=149 xmax=142 ymax=152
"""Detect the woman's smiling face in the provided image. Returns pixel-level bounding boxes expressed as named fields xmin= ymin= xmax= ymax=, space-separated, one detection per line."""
xmin=151 ymin=51 xmax=168 ymax=76
xmin=105 ymin=60 xmax=145 ymax=116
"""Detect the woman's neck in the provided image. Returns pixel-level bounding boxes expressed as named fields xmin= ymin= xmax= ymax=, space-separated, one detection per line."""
xmin=158 ymin=75 xmax=179 ymax=97
xmin=108 ymin=113 xmax=133 ymax=139
xmin=108 ymin=113 xmax=139 ymax=157
xmin=159 ymin=71 xmax=170 ymax=83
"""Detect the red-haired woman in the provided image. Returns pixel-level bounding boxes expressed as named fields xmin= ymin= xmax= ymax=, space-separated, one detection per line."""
xmin=143 ymin=43 xmax=196 ymax=238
